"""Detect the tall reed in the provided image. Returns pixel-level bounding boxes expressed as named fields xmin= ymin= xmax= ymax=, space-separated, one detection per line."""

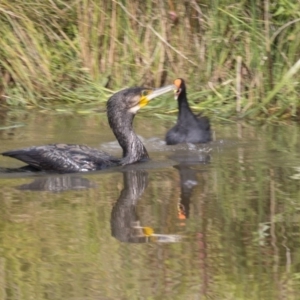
xmin=0 ymin=0 xmax=299 ymax=119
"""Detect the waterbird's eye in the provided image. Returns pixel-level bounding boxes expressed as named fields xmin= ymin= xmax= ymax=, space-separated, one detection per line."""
xmin=141 ymin=90 xmax=150 ymax=97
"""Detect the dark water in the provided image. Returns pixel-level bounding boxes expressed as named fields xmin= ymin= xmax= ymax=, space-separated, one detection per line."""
xmin=0 ymin=110 xmax=300 ymax=299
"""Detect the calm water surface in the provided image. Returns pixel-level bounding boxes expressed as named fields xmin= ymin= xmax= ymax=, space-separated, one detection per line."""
xmin=0 ymin=110 xmax=300 ymax=299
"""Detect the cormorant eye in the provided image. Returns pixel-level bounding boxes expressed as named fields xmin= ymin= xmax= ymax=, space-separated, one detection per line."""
xmin=141 ymin=90 xmax=150 ymax=97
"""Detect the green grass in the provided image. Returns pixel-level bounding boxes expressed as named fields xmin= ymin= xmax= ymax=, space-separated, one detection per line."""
xmin=1 ymin=0 xmax=300 ymax=120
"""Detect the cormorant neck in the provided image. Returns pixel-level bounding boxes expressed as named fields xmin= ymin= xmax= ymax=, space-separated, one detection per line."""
xmin=109 ymin=111 xmax=149 ymax=165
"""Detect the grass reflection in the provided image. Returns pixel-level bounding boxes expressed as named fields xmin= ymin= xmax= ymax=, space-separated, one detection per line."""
xmin=0 ymin=114 xmax=300 ymax=298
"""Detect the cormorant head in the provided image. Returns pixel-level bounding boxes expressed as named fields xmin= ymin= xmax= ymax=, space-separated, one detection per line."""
xmin=107 ymin=84 xmax=176 ymax=117
xmin=173 ymin=78 xmax=186 ymax=100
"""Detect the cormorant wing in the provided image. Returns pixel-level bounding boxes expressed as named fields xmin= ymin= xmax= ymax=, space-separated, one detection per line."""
xmin=2 ymin=144 xmax=119 ymax=172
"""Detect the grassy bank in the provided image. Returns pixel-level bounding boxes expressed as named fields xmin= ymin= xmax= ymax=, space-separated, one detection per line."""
xmin=0 ymin=0 xmax=300 ymax=119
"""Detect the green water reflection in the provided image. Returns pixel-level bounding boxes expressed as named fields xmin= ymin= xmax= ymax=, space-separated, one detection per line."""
xmin=0 ymin=111 xmax=300 ymax=299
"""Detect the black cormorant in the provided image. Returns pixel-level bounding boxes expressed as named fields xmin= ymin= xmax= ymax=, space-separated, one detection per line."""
xmin=165 ymin=78 xmax=211 ymax=145
xmin=2 ymin=85 xmax=175 ymax=173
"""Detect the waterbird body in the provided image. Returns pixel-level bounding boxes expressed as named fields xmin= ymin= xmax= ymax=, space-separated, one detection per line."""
xmin=165 ymin=78 xmax=211 ymax=145
xmin=2 ymin=85 xmax=175 ymax=173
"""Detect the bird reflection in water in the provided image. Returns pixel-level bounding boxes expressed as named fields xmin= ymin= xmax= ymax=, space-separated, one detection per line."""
xmin=111 ymin=169 xmax=182 ymax=243
xmin=16 ymin=175 xmax=95 ymax=192
xmin=14 ymin=170 xmax=182 ymax=243
xmin=170 ymin=150 xmax=211 ymax=221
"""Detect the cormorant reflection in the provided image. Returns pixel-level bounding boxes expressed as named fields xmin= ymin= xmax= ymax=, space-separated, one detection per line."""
xmin=111 ymin=169 xmax=181 ymax=243
xmin=16 ymin=175 xmax=95 ymax=192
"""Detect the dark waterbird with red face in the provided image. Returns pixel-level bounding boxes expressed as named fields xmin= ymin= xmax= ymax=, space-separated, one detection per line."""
xmin=165 ymin=78 xmax=211 ymax=145
xmin=2 ymin=84 xmax=175 ymax=173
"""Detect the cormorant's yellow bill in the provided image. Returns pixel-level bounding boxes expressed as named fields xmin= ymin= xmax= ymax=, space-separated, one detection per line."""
xmin=142 ymin=226 xmax=154 ymax=236
xmin=133 ymin=225 xmax=182 ymax=243
xmin=139 ymin=84 xmax=176 ymax=108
